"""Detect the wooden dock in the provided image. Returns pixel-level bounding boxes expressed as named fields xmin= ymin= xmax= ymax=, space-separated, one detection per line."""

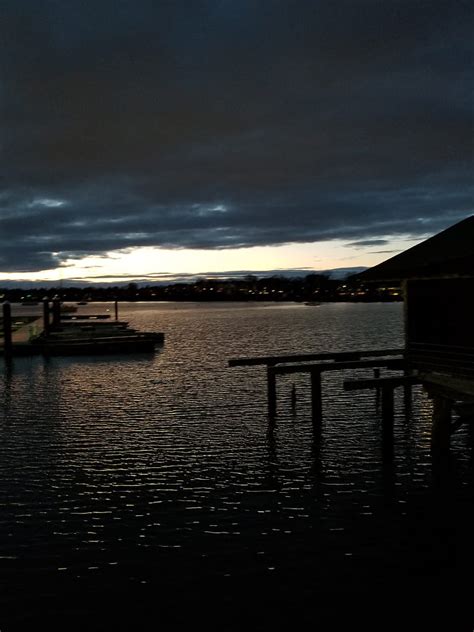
xmin=229 ymin=348 xmax=406 ymax=422
xmin=1 ymin=300 xmax=164 ymax=357
xmin=229 ymin=346 xmax=474 ymax=456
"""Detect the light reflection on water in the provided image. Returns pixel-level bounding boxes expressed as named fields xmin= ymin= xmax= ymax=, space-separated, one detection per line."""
xmin=0 ymin=302 xmax=473 ymax=628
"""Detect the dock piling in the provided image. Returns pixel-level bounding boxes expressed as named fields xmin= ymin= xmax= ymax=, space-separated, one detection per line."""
xmin=114 ymin=300 xmax=119 ymax=321
xmin=403 ymin=367 xmax=412 ymax=413
xmin=43 ymin=297 xmax=50 ymax=335
xmin=311 ymin=370 xmax=323 ymax=424
xmin=267 ymin=366 xmax=277 ymax=418
xmin=381 ymin=385 xmax=394 ymax=427
xmin=380 ymin=385 xmax=395 ymax=454
xmin=373 ymin=368 xmax=381 ymax=407
xmin=52 ymin=295 xmax=61 ymax=327
xmin=431 ymin=395 xmax=452 ymax=454
xmin=230 ymin=349 xmax=406 ymax=430
xmin=291 ymin=383 xmax=297 ymax=412
xmin=2 ymin=301 xmax=13 ymax=358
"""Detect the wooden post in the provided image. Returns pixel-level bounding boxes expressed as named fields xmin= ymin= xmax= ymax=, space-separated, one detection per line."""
xmin=401 ymin=280 xmax=413 ymax=419
xmin=311 ymin=370 xmax=322 ymax=424
xmin=403 ymin=366 xmax=412 ymax=414
xmin=381 ymin=385 xmax=394 ymax=427
xmin=2 ymin=301 xmax=12 ymax=357
xmin=402 ymin=279 xmax=410 ymax=350
xmin=114 ymin=300 xmax=119 ymax=321
xmin=267 ymin=366 xmax=277 ymax=419
xmin=373 ymin=368 xmax=381 ymax=407
xmin=431 ymin=395 xmax=451 ymax=454
xmin=42 ymin=297 xmax=50 ymax=335
xmin=381 ymin=385 xmax=394 ymax=458
xmin=52 ymin=295 xmax=61 ymax=327
xmin=291 ymin=383 xmax=297 ymax=412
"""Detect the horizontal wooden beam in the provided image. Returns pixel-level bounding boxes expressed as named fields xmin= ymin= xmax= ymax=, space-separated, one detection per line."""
xmin=422 ymin=377 xmax=474 ymax=402
xmin=229 ymin=348 xmax=404 ymax=367
xmin=344 ymin=375 xmax=422 ymax=391
xmin=408 ymin=341 xmax=474 ymax=353
xmin=270 ymin=358 xmax=406 ymax=375
xmin=61 ymin=314 xmax=111 ymax=320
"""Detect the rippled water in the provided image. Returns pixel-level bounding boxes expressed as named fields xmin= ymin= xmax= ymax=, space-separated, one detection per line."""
xmin=1 ymin=302 xmax=473 ymax=629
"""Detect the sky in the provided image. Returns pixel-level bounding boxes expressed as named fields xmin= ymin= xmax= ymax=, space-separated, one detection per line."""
xmin=1 ymin=0 xmax=473 ymax=284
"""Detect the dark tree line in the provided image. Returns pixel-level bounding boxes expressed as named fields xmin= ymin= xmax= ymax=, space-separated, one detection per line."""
xmin=0 ymin=274 xmax=401 ymax=303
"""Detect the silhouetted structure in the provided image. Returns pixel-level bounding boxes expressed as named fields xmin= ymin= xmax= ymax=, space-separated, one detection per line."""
xmin=229 ymin=349 xmax=405 ymax=430
xmin=359 ymin=215 xmax=474 ymax=450
xmin=359 ymin=216 xmax=474 ymax=383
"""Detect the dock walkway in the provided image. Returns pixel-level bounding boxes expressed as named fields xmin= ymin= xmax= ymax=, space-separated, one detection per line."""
xmin=0 ymin=317 xmax=43 ymax=350
xmin=1 ymin=304 xmax=164 ymax=357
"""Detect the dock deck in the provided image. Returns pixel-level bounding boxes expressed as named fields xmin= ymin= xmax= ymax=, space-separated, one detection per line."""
xmin=1 ymin=304 xmax=164 ymax=357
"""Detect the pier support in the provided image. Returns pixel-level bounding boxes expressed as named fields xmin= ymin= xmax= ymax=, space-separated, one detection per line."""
xmin=311 ymin=370 xmax=323 ymax=425
xmin=373 ymin=368 xmax=381 ymax=407
xmin=2 ymin=301 xmax=12 ymax=358
xmin=431 ymin=395 xmax=452 ymax=456
xmin=232 ymin=350 xmax=407 ymax=430
xmin=381 ymin=385 xmax=395 ymax=457
xmin=291 ymin=383 xmax=297 ymax=413
xmin=114 ymin=300 xmax=119 ymax=321
xmin=267 ymin=366 xmax=277 ymax=419
xmin=403 ymin=367 xmax=412 ymax=414
xmin=52 ymin=296 xmax=61 ymax=327
xmin=43 ymin=297 xmax=50 ymax=335
xmin=381 ymin=386 xmax=394 ymax=428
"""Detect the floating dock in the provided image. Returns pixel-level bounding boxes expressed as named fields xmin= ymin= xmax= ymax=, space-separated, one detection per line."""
xmin=1 ymin=299 xmax=164 ymax=357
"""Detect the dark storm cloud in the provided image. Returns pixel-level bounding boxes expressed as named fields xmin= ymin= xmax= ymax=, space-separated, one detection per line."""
xmin=371 ymin=249 xmax=400 ymax=255
xmin=346 ymin=239 xmax=389 ymax=248
xmin=1 ymin=0 xmax=473 ymax=272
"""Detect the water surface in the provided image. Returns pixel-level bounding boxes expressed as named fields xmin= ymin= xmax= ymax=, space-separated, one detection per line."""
xmin=1 ymin=302 xmax=472 ymax=629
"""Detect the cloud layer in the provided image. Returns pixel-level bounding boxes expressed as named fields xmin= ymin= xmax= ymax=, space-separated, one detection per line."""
xmin=1 ymin=0 xmax=473 ymax=272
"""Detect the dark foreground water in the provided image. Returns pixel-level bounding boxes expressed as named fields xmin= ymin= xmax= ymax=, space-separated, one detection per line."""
xmin=1 ymin=302 xmax=473 ymax=630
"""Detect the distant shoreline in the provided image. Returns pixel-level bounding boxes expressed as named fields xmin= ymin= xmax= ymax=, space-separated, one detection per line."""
xmin=1 ymin=275 xmax=401 ymax=304
xmin=5 ymin=297 xmax=403 ymax=305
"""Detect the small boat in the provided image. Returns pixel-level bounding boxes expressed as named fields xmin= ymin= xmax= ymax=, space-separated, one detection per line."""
xmin=76 ymin=301 xmax=88 ymax=305
xmin=304 ymin=301 xmax=321 ymax=306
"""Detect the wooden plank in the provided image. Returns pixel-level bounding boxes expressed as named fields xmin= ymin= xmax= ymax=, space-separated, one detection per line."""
xmin=408 ymin=341 xmax=474 ymax=355
xmin=344 ymin=375 xmax=422 ymax=391
xmin=42 ymin=334 xmax=160 ymax=345
xmin=61 ymin=314 xmax=111 ymax=320
xmin=270 ymin=358 xmax=406 ymax=375
xmin=409 ymin=358 xmax=474 ymax=377
xmin=422 ymin=374 xmax=474 ymax=401
xmin=228 ymin=348 xmax=404 ymax=367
